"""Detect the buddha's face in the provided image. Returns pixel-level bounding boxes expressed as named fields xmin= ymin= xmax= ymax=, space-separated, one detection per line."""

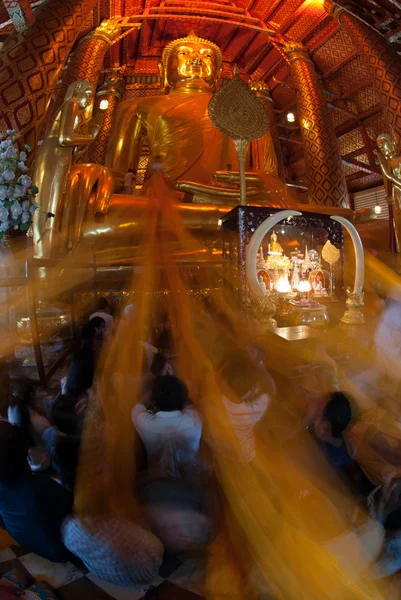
xmin=77 ymin=88 xmax=93 ymax=109
xmin=167 ymin=42 xmax=219 ymax=91
xmin=377 ymin=135 xmax=397 ymax=158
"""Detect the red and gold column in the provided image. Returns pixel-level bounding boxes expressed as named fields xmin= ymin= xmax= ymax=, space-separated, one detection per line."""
xmin=50 ymin=20 xmax=122 ymax=123
xmin=283 ymin=41 xmax=349 ymax=207
xmin=249 ymin=81 xmax=286 ymax=181
xmin=0 ymin=0 xmax=99 ymax=151
xmin=88 ymin=71 xmax=126 ymax=164
xmin=325 ymin=0 xmax=401 ymax=138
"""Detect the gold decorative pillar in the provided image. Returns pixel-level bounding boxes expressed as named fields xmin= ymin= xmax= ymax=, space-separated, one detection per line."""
xmin=249 ymin=81 xmax=286 ymax=180
xmin=3 ymin=0 xmax=34 ymax=32
xmin=50 ymin=20 xmax=122 ymax=124
xmin=0 ymin=0 xmax=99 ymax=152
xmin=283 ymin=42 xmax=349 ymax=208
xmin=325 ymin=0 xmax=401 ymax=139
xmin=88 ymin=71 xmax=126 ymax=164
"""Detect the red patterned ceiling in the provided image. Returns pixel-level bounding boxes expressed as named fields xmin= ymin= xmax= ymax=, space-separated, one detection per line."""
xmin=0 ymin=0 xmax=400 ymax=194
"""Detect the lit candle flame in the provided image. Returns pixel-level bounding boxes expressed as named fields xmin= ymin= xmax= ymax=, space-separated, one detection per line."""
xmin=297 ymin=280 xmax=311 ymax=293
xmin=276 ymin=276 xmax=292 ymax=293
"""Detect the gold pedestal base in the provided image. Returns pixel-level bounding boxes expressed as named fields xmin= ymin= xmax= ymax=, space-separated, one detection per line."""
xmin=251 ymin=295 xmax=277 ymax=330
xmin=340 ymin=291 xmax=365 ymax=326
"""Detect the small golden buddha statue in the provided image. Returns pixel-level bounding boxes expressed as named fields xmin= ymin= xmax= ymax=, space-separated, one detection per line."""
xmin=268 ymin=231 xmax=283 ymax=255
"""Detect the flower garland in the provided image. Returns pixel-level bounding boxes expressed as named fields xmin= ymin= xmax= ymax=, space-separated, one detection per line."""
xmin=0 ymin=130 xmax=39 ymax=239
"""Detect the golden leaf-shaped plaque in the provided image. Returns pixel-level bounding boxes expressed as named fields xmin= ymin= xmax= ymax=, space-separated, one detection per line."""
xmin=208 ymin=74 xmax=269 ymax=141
xmin=322 ymin=240 xmax=340 ymax=265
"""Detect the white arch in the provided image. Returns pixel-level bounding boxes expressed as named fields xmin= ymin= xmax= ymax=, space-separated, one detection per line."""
xmin=246 ymin=209 xmax=302 ymax=297
xmin=330 ymin=216 xmax=364 ymax=294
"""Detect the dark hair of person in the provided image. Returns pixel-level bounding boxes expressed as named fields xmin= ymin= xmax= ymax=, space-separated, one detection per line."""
xmin=53 ymin=435 xmax=81 ymax=491
xmin=50 ymin=396 xmax=78 ymax=435
xmin=219 ymin=350 xmax=261 ymax=399
xmin=150 ymin=353 xmax=169 ymax=376
xmin=95 ymin=296 xmax=110 ymax=313
xmin=81 ymin=316 xmax=106 ymax=342
xmin=0 ymin=420 xmax=28 ymax=482
xmin=151 ymin=376 xmax=188 ymax=412
xmin=127 ymin=168 xmax=134 ymax=173
xmin=155 ymin=329 xmax=172 ymax=353
xmin=323 ymin=392 xmax=352 ymax=439
xmin=10 ymin=379 xmax=33 ymax=404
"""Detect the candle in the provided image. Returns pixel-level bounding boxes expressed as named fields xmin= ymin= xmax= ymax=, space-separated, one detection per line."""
xmin=297 ymin=280 xmax=311 ymax=293
xmin=276 ymin=276 xmax=292 ymax=294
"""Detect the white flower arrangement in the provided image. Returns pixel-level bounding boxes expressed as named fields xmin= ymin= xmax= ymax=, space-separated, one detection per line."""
xmin=0 ymin=129 xmax=39 ymax=240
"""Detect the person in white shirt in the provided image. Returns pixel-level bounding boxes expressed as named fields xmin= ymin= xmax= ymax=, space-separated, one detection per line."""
xmin=219 ymin=350 xmax=271 ymax=463
xmin=132 ymin=376 xmax=202 ymax=467
xmin=123 ymin=168 xmax=135 ymax=194
xmin=89 ymin=297 xmax=114 ymax=333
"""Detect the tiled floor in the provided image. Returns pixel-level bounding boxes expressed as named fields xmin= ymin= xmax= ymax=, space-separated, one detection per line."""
xmin=0 ymin=542 xmax=204 ymax=600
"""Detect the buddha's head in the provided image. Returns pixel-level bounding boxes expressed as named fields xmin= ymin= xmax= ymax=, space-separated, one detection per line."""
xmin=159 ymin=32 xmax=222 ymax=93
xmin=66 ymin=81 xmax=94 ymax=110
xmin=377 ymin=133 xmax=398 ymax=158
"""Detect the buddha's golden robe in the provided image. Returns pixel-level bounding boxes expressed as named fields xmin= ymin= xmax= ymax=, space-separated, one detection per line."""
xmin=105 ymin=91 xmax=239 ymax=186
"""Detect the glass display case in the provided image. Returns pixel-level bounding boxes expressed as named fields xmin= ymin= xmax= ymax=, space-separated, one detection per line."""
xmin=222 ymin=206 xmax=345 ymax=326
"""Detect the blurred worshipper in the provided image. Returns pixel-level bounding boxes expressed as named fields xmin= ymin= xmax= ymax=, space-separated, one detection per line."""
xmin=247 ymin=343 xmax=277 ymax=398
xmin=352 ymin=290 xmax=401 ymax=409
xmin=367 ymin=480 xmax=401 ymax=580
xmin=123 ymin=168 xmax=136 ymax=194
xmin=374 ymin=292 xmax=401 ymax=379
xmin=0 ymin=420 xmax=73 ymax=562
xmin=121 ymin=305 xmax=159 ymax=368
xmin=196 ymin=296 xmax=237 ymax=364
xmin=141 ymin=352 xmax=174 ymax=402
xmin=7 ymin=380 xmax=50 ymax=473
xmin=89 ymin=296 xmax=114 ymax=333
xmin=140 ymin=477 xmax=213 ymax=553
xmin=309 ymin=392 xmax=374 ymax=497
xmin=311 ymin=392 xmax=401 ymax=490
xmin=29 ymin=396 xmax=81 ymax=491
xmin=153 ymin=313 xmax=173 ymax=354
xmin=65 ymin=316 xmax=106 ymax=398
xmin=219 ymin=350 xmax=270 ymax=463
xmin=310 ymin=390 xmax=401 ymax=542
xmin=132 ymin=376 xmax=202 ymax=468
xmin=122 ymin=302 xmax=135 ymax=321
xmin=62 ymin=516 xmax=163 ymax=586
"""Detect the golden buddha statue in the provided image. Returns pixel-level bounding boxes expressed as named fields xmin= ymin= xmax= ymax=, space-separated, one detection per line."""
xmin=376 ymin=133 xmax=401 ymax=252
xmin=268 ymin=231 xmax=283 ymax=254
xmin=32 ymin=81 xmax=103 ymax=255
xmin=37 ymin=33 xmax=296 ymax=259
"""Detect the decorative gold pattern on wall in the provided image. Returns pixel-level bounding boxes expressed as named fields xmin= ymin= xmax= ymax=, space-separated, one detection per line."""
xmin=50 ymin=19 xmax=122 ymax=124
xmin=0 ymin=0 xmax=99 ymax=153
xmin=283 ymin=41 xmax=349 ymax=207
xmin=325 ymin=0 xmax=401 ymax=139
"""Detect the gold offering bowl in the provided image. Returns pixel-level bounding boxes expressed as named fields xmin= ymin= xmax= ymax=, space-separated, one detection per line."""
xmin=16 ymin=305 xmax=73 ymax=345
xmin=288 ymin=303 xmax=329 ymax=329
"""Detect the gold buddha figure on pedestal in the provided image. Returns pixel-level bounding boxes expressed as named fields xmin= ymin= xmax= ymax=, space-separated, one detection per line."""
xmin=35 ymin=32 xmax=295 ymax=258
